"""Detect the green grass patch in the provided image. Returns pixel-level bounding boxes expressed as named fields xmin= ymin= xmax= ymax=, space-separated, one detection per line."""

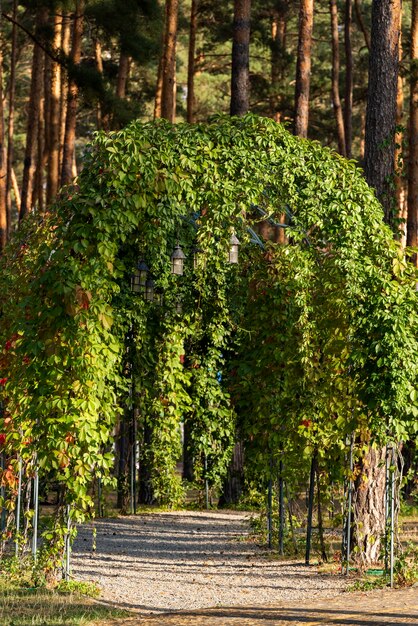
xmin=0 ymin=576 xmax=132 ymax=626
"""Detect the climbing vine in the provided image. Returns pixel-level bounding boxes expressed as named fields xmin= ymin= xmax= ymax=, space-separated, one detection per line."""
xmin=0 ymin=115 xmax=417 ymax=569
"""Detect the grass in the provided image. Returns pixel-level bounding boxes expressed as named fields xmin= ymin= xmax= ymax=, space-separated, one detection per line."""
xmin=0 ymin=577 xmax=132 ymax=626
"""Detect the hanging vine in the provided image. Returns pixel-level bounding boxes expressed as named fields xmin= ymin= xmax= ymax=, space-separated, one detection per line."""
xmin=0 ymin=114 xmax=417 ymax=570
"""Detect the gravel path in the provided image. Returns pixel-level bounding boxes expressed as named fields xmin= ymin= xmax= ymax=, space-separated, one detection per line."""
xmin=72 ymin=511 xmax=347 ymax=615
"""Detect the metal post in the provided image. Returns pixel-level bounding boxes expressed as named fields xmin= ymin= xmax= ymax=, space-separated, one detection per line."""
xmin=345 ymin=434 xmax=354 ymax=575
xmin=97 ymin=477 xmax=102 ymax=518
xmin=267 ymin=455 xmax=273 ymax=549
xmin=390 ymin=446 xmax=395 ymax=588
xmin=305 ymin=454 xmax=316 ymax=565
xmin=385 ymin=445 xmax=390 ymax=574
xmin=15 ymin=458 xmax=22 ymax=557
xmin=133 ymin=417 xmax=137 ymax=515
xmin=64 ymin=504 xmax=71 ymax=581
xmin=32 ymin=465 xmax=39 ymax=561
xmin=0 ymin=453 xmax=5 ymax=532
xmin=204 ymin=454 xmax=209 ymax=510
xmin=278 ymin=459 xmax=284 ymax=555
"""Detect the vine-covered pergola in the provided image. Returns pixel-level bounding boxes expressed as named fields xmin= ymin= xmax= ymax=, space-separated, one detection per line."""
xmin=1 ymin=114 xmax=418 ymax=573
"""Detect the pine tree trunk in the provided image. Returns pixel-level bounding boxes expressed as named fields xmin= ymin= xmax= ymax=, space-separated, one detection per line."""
xmin=46 ymin=14 xmax=62 ymax=205
xmin=116 ymin=54 xmax=131 ymax=100
xmin=354 ymin=0 xmax=370 ymax=50
xmin=6 ymin=0 xmax=18 ymax=234
xmin=161 ymin=0 xmax=178 ymax=122
xmin=20 ymin=9 xmax=47 ymax=220
xmin=364 ymin=0 xmax=401 ymax=226
xmin=61 ymin=0 xmax=84 ymax=186
xmin=270 ymin=1 xmax=288 ymax=121
xmin=330 ymin=0 xmax=346 ymax=156
xmin=0 ymin=26 xmax=7 ymax=252
xmin=407 ymin=0 xmax=418 ymax=260
xmin=93 ymin=38 xmax=104 ymax=130
xmin=34 ymin=86 xmax=45 ymax=211
xmin=294 ymin=0 xmax=314 ymax=137
xmin=154 ymin=54 xmax=164 ymax=120
xmin=344 ymin=0 xmax=353 ymax=158
xmin=395 ymin=9 xmax=405 ymax=244
xmin=59 ymin=14 xmax=71 ymax=169
xmin=353 ymin=447 xmax=387 ymax=566
xmin=230 ymin=0 xmax=251 ymax=116
xmin=187 ymin=0 xmax=198 ymax=123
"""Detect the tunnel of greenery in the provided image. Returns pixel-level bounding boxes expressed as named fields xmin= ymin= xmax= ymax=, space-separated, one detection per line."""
xmin=0 ymin=114 xmax=418 ymax=572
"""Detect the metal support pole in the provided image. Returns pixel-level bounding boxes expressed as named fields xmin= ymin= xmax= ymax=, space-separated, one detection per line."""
xmin=133 ymin=417 xmax=137 ymax=515
xmin=278 ymin=459 xmax=284 ymax=555
xmin=0 ymin=453 xmax=5 ymax=532
xmin=267 ymin=455 xmax=273 ymax=549
xmin=390 ymin=446 xmax=395 ymax=588
xmin=204 ymin=454 xmax=209 ymax=510
xmin=15 ymin=458 xmax=22 ymax=557
xmin=32 ymin=466 xmax=39 ymax=561
xmin=64 ymin=504 xmax=71 ymax=581
xmin=385 ymin=446 xmax=390 ymax=574
xmin=305 ymin=454 xmax=316 ymax=565
xmin=97 ymin=477 xmax=102 ymax=518
xmin=345 ymin=434 xmax=354 ymax=575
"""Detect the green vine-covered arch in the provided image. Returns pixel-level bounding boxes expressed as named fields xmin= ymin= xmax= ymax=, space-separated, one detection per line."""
xmin=1 ymin=114 xmax=417 ymax=568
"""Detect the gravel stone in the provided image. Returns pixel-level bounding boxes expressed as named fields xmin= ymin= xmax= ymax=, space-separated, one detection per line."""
xmin=72 ymin=510 xmax=347 ymax=614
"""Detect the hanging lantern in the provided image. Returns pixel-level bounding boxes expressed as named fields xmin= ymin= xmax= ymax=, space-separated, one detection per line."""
xmin=145 ymin=276 xmax=155 ymax=302
xmin=170 ymin=244 xmax=186 ymax=275
xmin=228 ymin=234 xmax=240 ymax=264
xmin=175 ymin=299 xmax=183 ymax=314
xmin=131 ymin=259 xmax=149 ymax=293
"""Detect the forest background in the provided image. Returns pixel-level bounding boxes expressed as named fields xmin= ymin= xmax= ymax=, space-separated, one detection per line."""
xmin=0 ymin=0 xmax=416 ymax=251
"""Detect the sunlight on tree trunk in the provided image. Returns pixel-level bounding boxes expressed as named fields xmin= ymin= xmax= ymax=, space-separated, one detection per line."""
xmin=330 ymin=0 xmax=346 ymax=156
xmin=294 ymin=0 xmax=314 ymax=137
xmin=230 ymin=0 xmax=251 ymax=116
xmin=407 ymin=0 xmax=418 ymax=263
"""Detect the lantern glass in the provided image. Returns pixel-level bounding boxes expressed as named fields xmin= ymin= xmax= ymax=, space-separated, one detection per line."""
xmin=131 ymin=259 xmax=149 ymax=293
xmin=145 ymin=277 xmax=155 ymax=302
xmin=170 ymin=244 xmax=186 ymax=275
xmin=228 ymin=234 xmax=240 ymax=264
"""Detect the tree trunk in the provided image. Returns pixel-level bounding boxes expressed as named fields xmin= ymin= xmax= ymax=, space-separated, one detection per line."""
xmin=354 ymin=0 xmax=370 ymax=51
xmin=353 ymin=447 xmax=387 ymax=566
xmin=294 ymin=0 xmax=314 ymax=137
xmin=20 ymin=9 xmax=47 ymax=220
xmin=187 ymin=0 xmax=198 ymax=123
xmin=33 ymin=83 xmax=45 ymax=211
xmin=59 ymin=14 xmax=71 ymax=169
xmin=154 ymin=54 xmax=164 ymax=120
xmin=0 ymin=26 xmax=7 ymax=252
xmin=116 ymin=53 xmax=131 ymax=100
xmin=270 ymin=0 xmax=288 ymax=121
xmin=230 ymin=0 xmax=251 ymax=116
xmin=364 ymin=0 xmax=401 ymax=226
xmin=344 ymin=0 xmax=353 ymax=158
xmin=395 ymin=9 xmax=406 ymax=244
xmin=330 ymin=0 xmax=346 ymax=156
xmin=407 ymin=0 xmax=418 ymax=260
xmin=61 ymin=0 xmax=84 ymax=186
xmin=46 ymin=14 xmax=62 ymax=205
xmin=6 ymin=0 xmax=18 ymax=234
xmin=160 ymin=0 xmax=178 ymax=122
